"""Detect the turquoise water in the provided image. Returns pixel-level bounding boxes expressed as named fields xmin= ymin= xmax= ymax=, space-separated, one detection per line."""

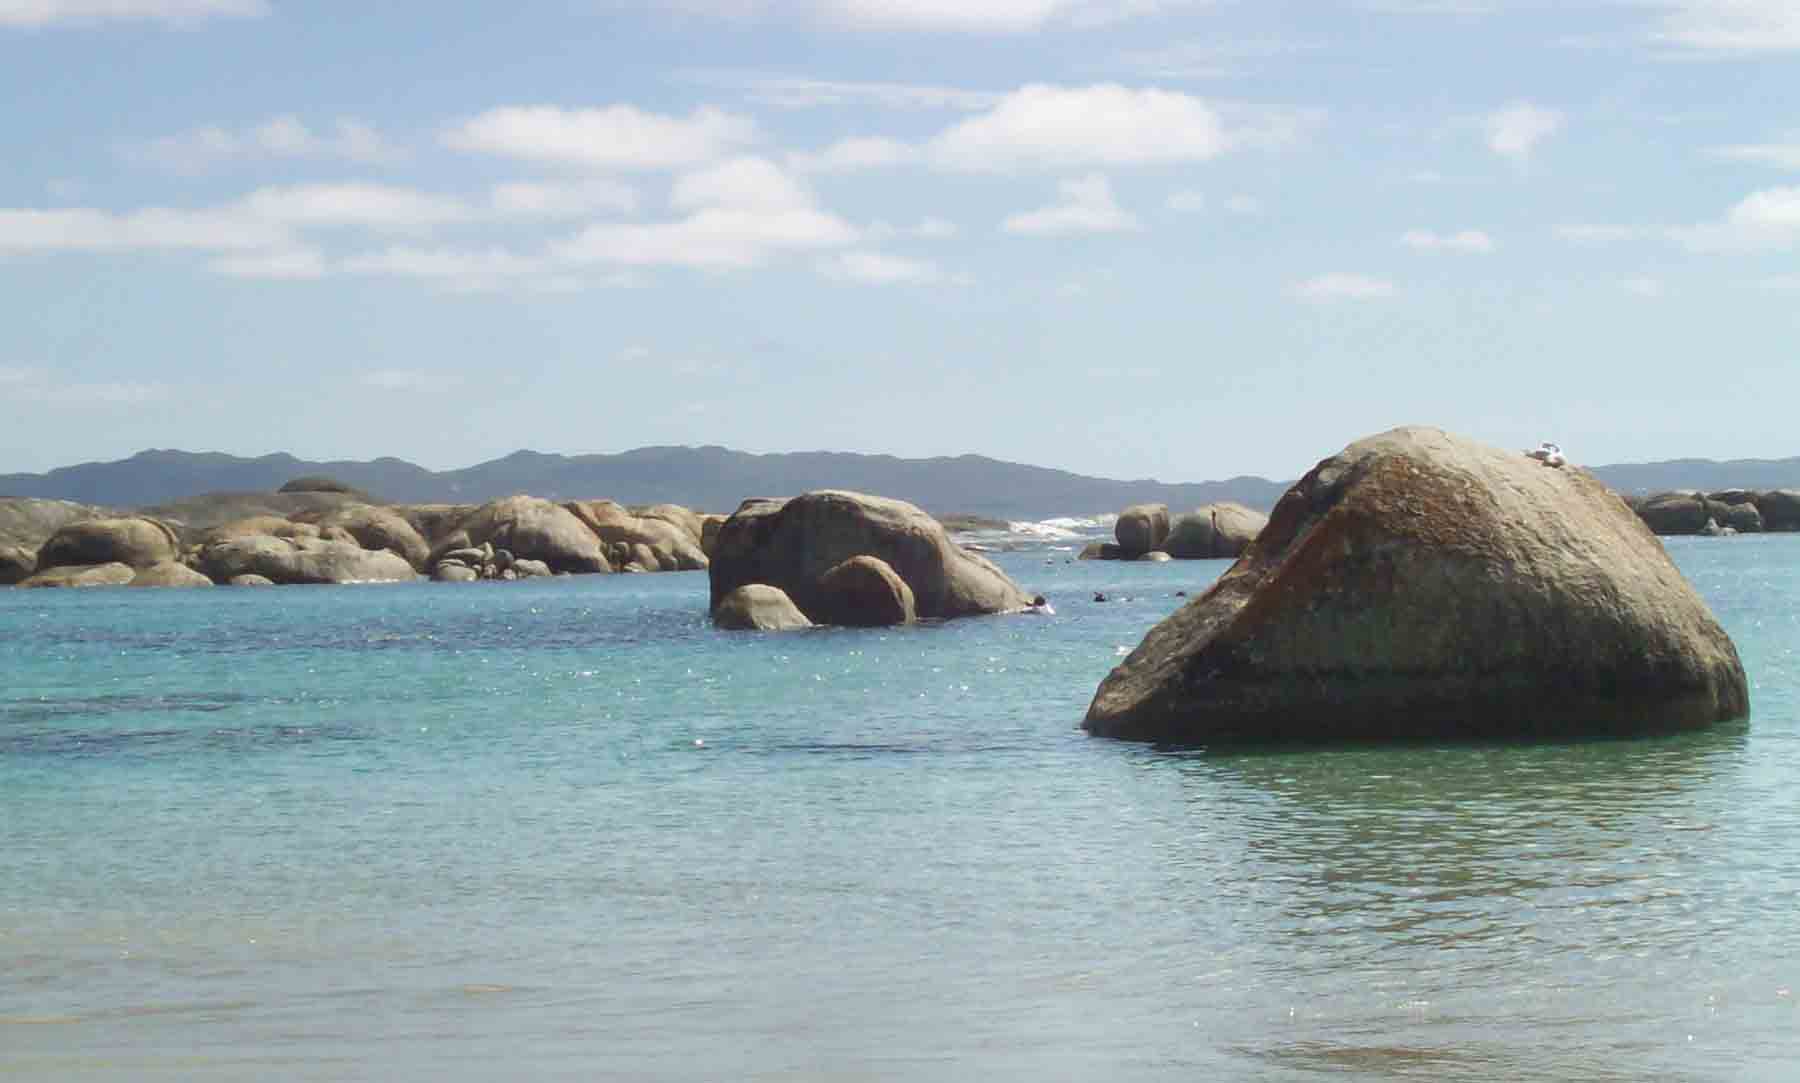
xmin=2 ymin=534 xmax=1798 ymax=1081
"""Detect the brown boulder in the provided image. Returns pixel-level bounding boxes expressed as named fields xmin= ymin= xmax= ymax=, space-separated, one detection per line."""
xmin=130 ymin=562 xmax=214 ymax=588
xmin=0 ymin=498 xmax=108 ymax=551
xmin=298 ymin=504 xmax=431 ymax=570
xmin=1085 ymin=427 xmax=1749 ymax=744
xmin=199 ymin=516 xmax=322 ymax=545
xmin=20 ymin=563 xmax=136 ymax=589
xmin=565 ymin=500 xmax=707 ymax=571
xmin=813 ymin=555 xmax=917 ymax=627
xmin=1165 ymin=502 xmax=1270 ymax=559
xmin=431 ymin=496 xmax=610 ymax=574
xmin=197 ymin=536 xmax=417 ymax=585
xmin=713 ymin=584 xmax=814 ymax=631
xmin=36 ymin=517 xmax=180 ymax=571
xmin=1 ymin=545 xmax=35 ymax=586
xmin=709 ymin=491 xmax=1032 ymax=622
xmin=1114 ymin=503 xmax=1170 ymax=556
xmin=1635 ymin=492 xmax=1708 ymax=535
xmin=1756 ymin=490 xmax=1800 ymax=531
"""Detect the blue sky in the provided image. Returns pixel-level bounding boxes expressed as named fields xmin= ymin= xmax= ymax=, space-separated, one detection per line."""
xmin=2 ymin=0 xmax=1797 ymax=482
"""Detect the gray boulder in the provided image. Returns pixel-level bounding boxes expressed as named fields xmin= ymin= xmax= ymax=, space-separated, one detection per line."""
xmin=1634 ymin=491 xmax=1708 ymax=535
xmin=198 ymin=536 xmax=417 ymax=585
xmin=228 ymin=574 xmax=275 ymax=587
xmin=565 ymin=500 xmax=706 ymax=571
xmin=713 ymin=584 xmax=814 ymax=631
xmin=1756 ymin=489 xmax=1800 ymax=531
xmin=0 ymin=498 xmax=107 ymax=551
xmin=512 ymin=558 xmax=552 ymax=578
xmin=633 ymin=503 xmax=706 ymax=546
xmin=1724 ymin=502 xmax=1763 ymax=533
xmin=36 ymin=517 xmax=180 ymax=571
xmin=1165 ymin=502 xmax=1270 ymax=559
xmin=433 ymin=562 xmax=480 ymax=583
xmin=1085 ymin=426 xmax=1749 ymax=744
xmin=129 ymin=562 xmax=214 ymax=588
xmin=298 ymin=504 xmax=431 ymax=570
xmin=813 ymin=555 xmax=917 ymax=627
xmin=709 ymin=491 xmax=1032 ymax=622
xmin=1114 ymin=503 xmax=1170 ymax=556
xmin=20 ymin=562 xmax=136 ymax=589
xmin=1078 ymin=542 xmax=1125 ymax=561
xmin=431 ymin=496 xmax=610 ymax=575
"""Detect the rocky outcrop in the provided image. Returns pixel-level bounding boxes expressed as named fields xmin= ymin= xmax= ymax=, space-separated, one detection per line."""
xmin=1759 ymin=490 xmax=1800 ymax=531
xmin=1634 ymin=491 xmax=1711 ymax=535
xmin=1085 ymin=427 xmax=1749 ymax=744
xmin=1164 ymin=502 xmax=1269 ymax=559
xmin=634 ymin=503 xmax=705 ymax=546
xmin=36 ymin=517 xmax=180 ymax=571
xmin=709 ymin=491 xmax=1032 ymax=623
xmin=429 ymin=496 xmax=610 ymax=575
xmin=1724 ymin=502 xmax=1763 ymax=533
xmin=197 ymin=536 xmax=417 ymax=585
xmin=298 ymin=504 xmax=431 ymax=570
xmin=1 ymin=545 xmax=35 ymax=585
xmin=228 ymin=574 xmax=274 ymax=587
xmin=198 ymin=516 xmax=324 ymax=545
xmin=699 ymin=514 xmax=728 ymax=558
xmin=130 ymin=562 xmax=214 ymax=588
xmin=564 ymin=500 xmax=707 ymax=572
xmin=1114 ymin=503 xmax=1170 ymax=556
xmin=812 ymin=555 xmax=916 ymax=627
xmin=0 ymin=498 xmax=107 ymax=551
xmin=278 ymin=475 xmax=371 ymax=499
xmin=1633 ymin=488 xmax=1800 ymax=535
xmin=434 ymin=562 xmax=480 ymax=583
xmin=713 ymin=584 xmax=814 ymax=631
xmin=20 ymin=562 xmax=136 ymax=589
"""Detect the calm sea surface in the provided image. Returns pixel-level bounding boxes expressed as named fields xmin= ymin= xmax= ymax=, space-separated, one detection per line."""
xmin=2 ymin=533 xmax=1797 ymax=1081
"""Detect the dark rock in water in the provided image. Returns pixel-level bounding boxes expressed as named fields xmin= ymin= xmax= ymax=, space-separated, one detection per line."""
xmin=129 ymin=561 xmax=214 ymax=588
xmin=1093 ymin=592 xmax=1108 ymax=602
xmin=713 ymin=584 xmax=814 ymax=631
xmin=512 ymin=558 xmax=552 ymax=578
xmin=1165 ymin=502 xmax=1269 ymax=559
xmin=433 ymin=562 xmax=480 ymax=583
xmin=1708 ymin=488 xmax=1757 ymax=506
xmin=1114 ymin=503 xmax=1170 ymax=556
xmin=20 ymin=562 xmax=136 ymax=589
xmin=0 ymin=545 xmax=35 ymax=586
xmin=37 ymin=517 xmax=180 ymax=571
xmin=1758 ymin=489 xmax=1800 ymax=531
xmin=1135 ymin=551 xmax=1173 ymax=563
xmin=1085 ymin=426 xmax=1750 ymax=744
xmin=813 ymin=555 xmax=916 ymax=627
xmin=1724 ymin=502 xmax=1763 ymax=533
xmin=1635 ymin=491 xmax=1708 ymax=535
xmin=709 ymin=491 xmax=1030 ymax=622
xmin=1078 ymin=541 xmax=1125 ymax=561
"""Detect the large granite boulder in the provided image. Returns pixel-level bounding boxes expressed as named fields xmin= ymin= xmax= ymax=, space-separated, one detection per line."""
xmin=709 ymin=491 xmax=1032 ymax=622
xmin=1114 ymin=503 xmax=1170 ymax=556
xmin=198 ymin=516 xmax=323 ymax=545
xmin=699 ymin=514 xmax=728 ymax=558
xmin=1085 ymin=427 xmax=1750 ymax=744
xmin=1165 ymin=502 xmax=1269 ymax=559
xmin=36 ymin=517 xmax=180 ymax=571
xmin=197 ymin=536 xmax=417 ymax=585
xmin=20 ymin=562 xmax=136 ymax=589
xmin=130 ymin=562 xmax=214 ymax=588
xmin=430 ymin=496 xmax=610 ymax=574
xmin=1634 ymin=491 xmax=1708 ymax=535
xmin=1 ymin=545 xmax=35 ymax=586
xmin=565 ymin=500 xmax=707 ymax=571
xmin=813 ymin=555 xmax=917 ymax=627
xmin=299 ymin=504 xmax=431 ymax=570
xmin=1757 ymin=490 xmax=1800 ymax=531
xmin=634 ymin=503 xmax=706 ymax=545
xmin=1724 ymin=502 xmax=1763 ymax=533
xmin=0 ymin=498 xmax=107 ymax=551
xmin=713 ymin=584 xmax=814 ymax=631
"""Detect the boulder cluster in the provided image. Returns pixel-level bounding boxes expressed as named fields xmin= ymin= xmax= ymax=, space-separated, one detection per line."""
xmin=0 ymin=486 xmax=722 ymax=590
xmin=1629 ymin=489 xmax=1800 ymax=536
xmin=708 ymin=490 xmax=1032 ymax=630
xmin=1080 ymin=501 xmax=1270 ymax=562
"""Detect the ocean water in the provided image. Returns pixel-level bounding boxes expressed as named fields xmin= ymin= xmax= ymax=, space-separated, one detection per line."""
xmin=2 ymin=532 xmax=1798 ymax=1081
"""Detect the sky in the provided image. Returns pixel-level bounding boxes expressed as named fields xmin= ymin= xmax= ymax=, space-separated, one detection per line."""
xmin=1 ymin=0 xmax=1797 ymax=483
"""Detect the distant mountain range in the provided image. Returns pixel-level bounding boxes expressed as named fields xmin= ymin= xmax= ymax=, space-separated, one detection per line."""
xmin=3 ymin=446 xmax=1798 ymax=521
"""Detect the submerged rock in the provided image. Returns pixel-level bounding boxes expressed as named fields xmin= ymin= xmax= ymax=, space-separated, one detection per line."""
xmin=709 ymin=490 xmax=1031 ymax=623
xmin=713 ymin=584 xmax=814 ymax=631
xmin=1085 ymin=426 xmax=1750 ymax=744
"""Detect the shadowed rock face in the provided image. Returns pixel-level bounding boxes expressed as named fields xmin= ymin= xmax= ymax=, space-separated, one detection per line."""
xmin=813 ymin=555 xmax=917 ymax=627
xmin=1085 ymin=426 xmax=1750 ymax=745
xmin=709 ymin=490 xmax=1030 ymax=622
xmin=35 ymin=517 xmax=181 ymax=571
xmin=1114 ymin=503 xmax=1170 ymax=556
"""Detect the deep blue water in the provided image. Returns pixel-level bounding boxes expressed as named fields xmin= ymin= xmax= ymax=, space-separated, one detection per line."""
xmin=2 ymin=535 xmax=1797 ymax=1080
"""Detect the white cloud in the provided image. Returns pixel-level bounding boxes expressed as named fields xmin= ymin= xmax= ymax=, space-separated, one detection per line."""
xmin=1670 ymin=185 xmax=1800 ymax=250
xmin=1487 ymin=102 xmax=1563 ymax=161
xmin=1002 ymin=173 xmax=1141 ymax=235
xmin=0 ymin=0 xmax=265 ymax=27
xmin=556 ymin=208 xmax=859 ymax=269
xmin=1167 ymin=189 xmax=1205 ymax=212
xmin=787 ymin=136 xmax=916 ymax=173
xmin=671 ymin=156 xmax=815 ymax=212
xmin=236 ymin=184 xmax=472 ymax=230
xmin=0 ymin=207 xmax=288 ymax=252
xmin=818 ymin=249 xmax=950 ymax=284
xmin=1292 ymin=273 xmax=1397 ymax=301
xmin=209 ymin=248 xmax=327 ymax=279
xmin=127 ymin=116 xmax=403 ymax=174
xmin=864 ymin=217 xmax=960 ymax=240
xmin=1400 ymin=228 xmax=1495 ymax=253
xmin=1223 ymin=194 xmax=1262 ymax=215
xmin=930 ymin=84 xmax=1238 ymax=172
xmin=1709 ymin=141 xmax=1800 ymax=169
xmin=490 ymin=179 xmax=638 ymax=217
xmin=444 ymin=105 xmax=756 ymax=170
xmin=682 ymin=71 xmax=999 ymax=110
xmin=1648 ymin=0 xmax=1800 ymax=55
